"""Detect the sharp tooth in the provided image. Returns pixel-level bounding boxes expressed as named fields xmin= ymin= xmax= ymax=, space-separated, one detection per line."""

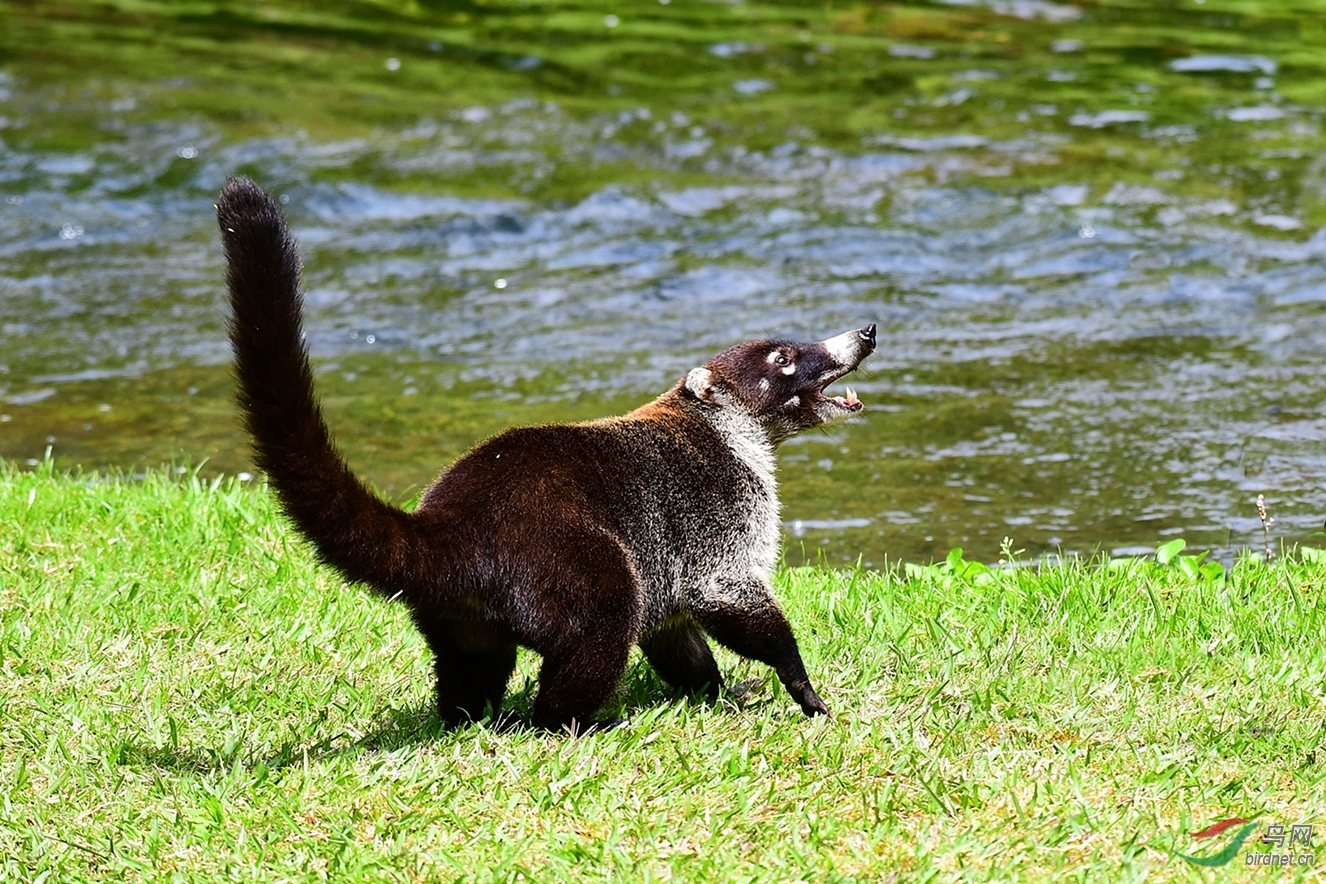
xmin=846 ymin=386 xmax=856 ymax=401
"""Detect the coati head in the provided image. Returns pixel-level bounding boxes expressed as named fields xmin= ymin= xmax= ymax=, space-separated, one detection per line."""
xmin=683 ymin=324 xmax=877 ymax=443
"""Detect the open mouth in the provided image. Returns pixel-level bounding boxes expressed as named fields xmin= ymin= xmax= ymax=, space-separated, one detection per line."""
xmin=815 ymin=371 xmax=863 ymax=413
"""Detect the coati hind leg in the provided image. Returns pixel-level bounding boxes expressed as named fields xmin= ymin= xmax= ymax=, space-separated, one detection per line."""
xmin=696 ymin=581 xmax=830 ymax=718
xmin=531 ymin=640 xmax=634 ymax=734
xmin=424 ymin=619 xmax=519 ymax=727
xmin=528 ymin=530 xmax=642 ymax=733
xmin=640 ymin=617 xmax=723 ymax=700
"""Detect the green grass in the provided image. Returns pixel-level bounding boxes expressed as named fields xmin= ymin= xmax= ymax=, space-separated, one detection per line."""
xmin=2 ymin=460 xmax=1324 ymax=881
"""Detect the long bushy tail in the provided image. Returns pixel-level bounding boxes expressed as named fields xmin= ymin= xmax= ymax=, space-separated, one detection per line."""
xmin=217 ymin=177 xmax=428 ymax=601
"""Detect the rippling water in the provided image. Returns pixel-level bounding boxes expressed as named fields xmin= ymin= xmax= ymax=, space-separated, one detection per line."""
xmin=2 ymin=1 xmax=1324 ymax=564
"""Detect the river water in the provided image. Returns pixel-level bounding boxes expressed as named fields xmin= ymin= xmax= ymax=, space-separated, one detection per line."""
xmin=1 ymin=1 xmax=1324 ymax=565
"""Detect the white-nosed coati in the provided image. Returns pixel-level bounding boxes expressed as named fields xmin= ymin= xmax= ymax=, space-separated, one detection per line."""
xmin=217 ymin=177 xmax=876 ymax=734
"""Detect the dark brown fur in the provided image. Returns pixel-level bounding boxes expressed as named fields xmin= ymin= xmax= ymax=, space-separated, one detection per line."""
xmin=217 ymin=177 xmax=875 ymax=732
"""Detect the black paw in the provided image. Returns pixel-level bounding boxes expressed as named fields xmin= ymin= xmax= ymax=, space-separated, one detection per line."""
xmin=725 ymin=678 xmax=763 ymax=705
xmin=800 ymin=691 xmax=830 ymax=718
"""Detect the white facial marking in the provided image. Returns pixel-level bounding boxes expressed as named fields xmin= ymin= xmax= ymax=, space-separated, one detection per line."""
xmin=758 ymin=378 xmax=770 ymax=391
xmin=821 ymin=330 xmax=858 ymax=364
xmin=685 ymin=367 xmax=713 ymax=399
xmin=767 ymin=349 xmax=796 ymax=374
xmin=785 ymin=395 xmax=800 ymax=407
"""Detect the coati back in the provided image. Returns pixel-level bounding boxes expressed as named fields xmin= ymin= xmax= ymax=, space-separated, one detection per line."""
xmin=217 ymin=177 xmax=876 ymax=733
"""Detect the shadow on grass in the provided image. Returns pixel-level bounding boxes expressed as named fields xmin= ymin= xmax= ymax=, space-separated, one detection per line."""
xmin=111 ymin=708 xmax=457 ymax=775
xmin=116 ymin=663 xmax=755 ymax=774
xmin=116 ymin=742 xmax=242 ymax=775
xmin=256 ymin=661 xmax=745 ymax=764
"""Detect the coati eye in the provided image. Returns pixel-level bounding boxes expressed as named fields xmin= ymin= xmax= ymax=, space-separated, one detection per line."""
xmin=774 ymin=354 xmax=790 ymax=366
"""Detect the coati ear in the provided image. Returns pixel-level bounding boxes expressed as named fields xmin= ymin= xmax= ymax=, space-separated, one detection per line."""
xmin=685 ymin=367 xmax=717 ymax=402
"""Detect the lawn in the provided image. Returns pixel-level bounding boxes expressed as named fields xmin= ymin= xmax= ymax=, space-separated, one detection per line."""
xmin=1 ymin=460 xmax=1323 ymax=881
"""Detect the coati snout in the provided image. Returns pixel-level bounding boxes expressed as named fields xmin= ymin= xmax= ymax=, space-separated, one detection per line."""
xmin=217 ymin=176 xmax=876 ymax=734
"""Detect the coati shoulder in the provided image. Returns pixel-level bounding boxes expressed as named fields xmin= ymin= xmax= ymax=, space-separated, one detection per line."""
xmin=217 ymin=176 xmax=876 ymax=733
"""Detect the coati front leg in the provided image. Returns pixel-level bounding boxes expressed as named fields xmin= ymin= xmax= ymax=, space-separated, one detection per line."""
xmin=424 ymin=619 xmax=519 ymax=727
xmin=695 ymin=581 xmax=830 ymax=717
xmin=639 ymin=617 xmax=723 ymax=699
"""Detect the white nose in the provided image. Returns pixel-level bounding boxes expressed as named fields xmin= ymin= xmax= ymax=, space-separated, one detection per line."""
xmin=821 ymin=328 xmax=864 ymax=364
